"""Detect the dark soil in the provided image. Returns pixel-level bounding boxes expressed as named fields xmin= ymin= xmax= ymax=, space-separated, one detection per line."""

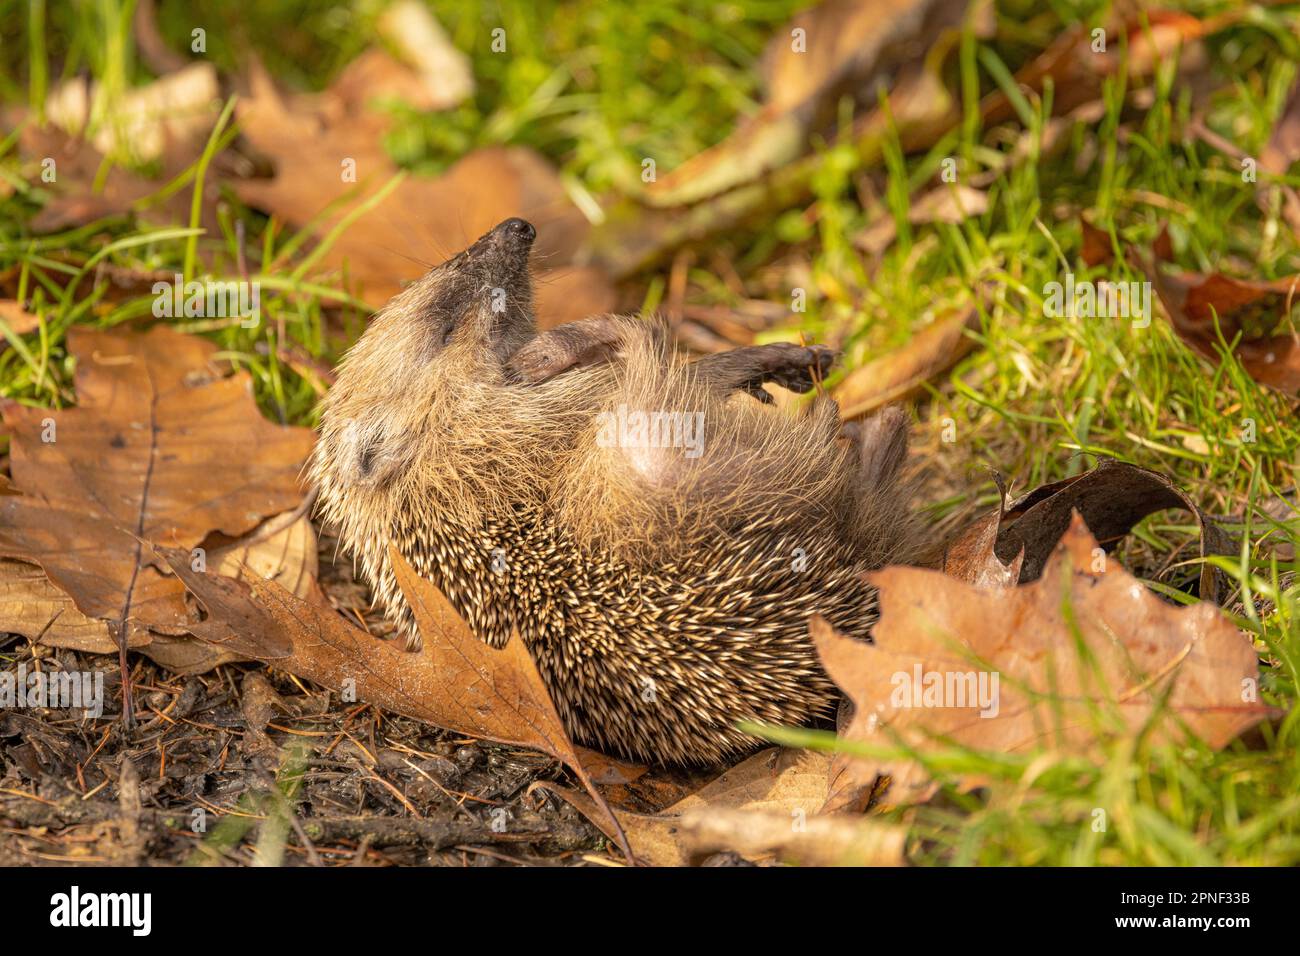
xmin=0 ymin=526 xmax=713 ymax=867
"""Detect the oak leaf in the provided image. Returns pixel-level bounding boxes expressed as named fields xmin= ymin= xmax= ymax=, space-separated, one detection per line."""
xmin=819 ymin=513 xmax=1267 ymax=810
xmin=0 ymin=325 xmax=314 ymax=672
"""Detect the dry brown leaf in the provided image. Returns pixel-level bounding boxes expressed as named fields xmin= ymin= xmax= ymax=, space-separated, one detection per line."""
xmin=1 ymin=264 xmax=180 ymax=308
xmin=0 ymin=504 xmax=191 ymax=635
xmin=835 ymin=303 xmax=979 ymax=419
xmin=1144 ymin=265 xmax=1300 ymax=395
xmin=3 ymin=325 xmax=312 ymax=555
xmin=0 ymin=325 xmax=313 ymax=650
xmin=983 ymin=11 xmax=1209 ymax=127
xmin=570 ymin=747 xmax=648 ymax=787
xmin=544 ymin=747 xmax=835 ymax=866
xmin=0 ymin=300 xmax=41 ymax=336
xmin=210 ymin=510 xmax=319 ymax=600
xmin=232 ymin=62 xmax=594 ymax=321
xmin=0 ymin=512 xmax=316 ymax=675
xmin=155 ymin=544 xmax=630 ymax=858
xmin=0 ymin=558 xmax=147 ymax=649
xmin=818 ymin=513 xmax=1267 ymax=810
xmin=998 ymin=459 xmax=1233 ymax=599
xmin=17 ymin=118 xmax=223 ymax=234
xmin=939 ymin=473 xmax=1022 ymax=589
xmin=1079 ymin=218 xmax=1115 ymax=268
xmin=943 ymin=459 xmax=1233 ymax=604
xmin=331 ymin=1 xmax=472 ymax=112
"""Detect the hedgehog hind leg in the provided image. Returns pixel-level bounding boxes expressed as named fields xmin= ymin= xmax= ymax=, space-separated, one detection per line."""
xmin=842 ymin=405 xmax=916 ymax=565
xmin=846 ymin=405 xmax=908 ymax=487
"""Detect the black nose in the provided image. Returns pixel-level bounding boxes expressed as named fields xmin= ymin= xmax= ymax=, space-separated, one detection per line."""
xmin=499 ymin=218 xmax=536 ymax=243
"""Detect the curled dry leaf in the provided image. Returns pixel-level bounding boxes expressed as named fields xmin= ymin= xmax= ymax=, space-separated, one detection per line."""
xmin=943 ymin=459 xmax=1233 ymax=602
xmin=0 ymin=325 xmax=313 ymax=672
xmin=939 ymin=472 xmax=1022 ymax=589
xmin=818 ymin=514 xmax=1267 ymax=811
xmin=835 ymin=303 xmax=980 ymax=420
xmin=540 ymin=747 xmax=837 ymax=866
xmin=155 ymin=544 xmax=630 ymax=859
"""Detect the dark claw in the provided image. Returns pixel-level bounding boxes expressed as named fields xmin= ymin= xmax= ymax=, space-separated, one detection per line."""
xmin=765 ymin=344 xmax=835 ymax=393
xmin=691 ymin=341 xmax=838 ymax=401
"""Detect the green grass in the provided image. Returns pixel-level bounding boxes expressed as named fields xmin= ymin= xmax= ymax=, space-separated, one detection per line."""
xmin=1 ymin=0 xmax=1297 ymax=865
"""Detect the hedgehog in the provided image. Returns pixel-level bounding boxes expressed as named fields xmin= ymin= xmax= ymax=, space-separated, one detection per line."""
xmin=310 ymin=218 xmax=917 ymax=765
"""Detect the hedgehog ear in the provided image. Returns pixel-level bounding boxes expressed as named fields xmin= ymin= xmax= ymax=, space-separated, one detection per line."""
xmin=338 ymin=418 xmax=408 ymax=488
